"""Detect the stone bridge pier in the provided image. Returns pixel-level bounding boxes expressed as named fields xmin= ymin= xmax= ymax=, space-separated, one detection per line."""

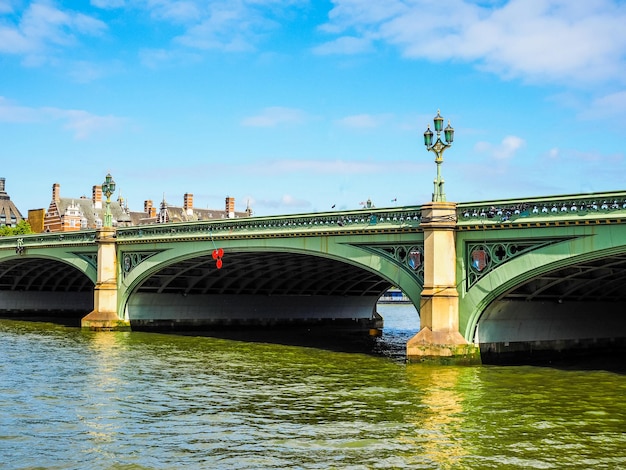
xmin=406 ymin=202 xmax=480 ymax=364
xmin=81 ymin=228 xmax=130 ymax=331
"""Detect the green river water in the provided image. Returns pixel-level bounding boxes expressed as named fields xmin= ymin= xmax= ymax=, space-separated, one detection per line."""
xmin=0 ymin=304 xmax=625 ymax=469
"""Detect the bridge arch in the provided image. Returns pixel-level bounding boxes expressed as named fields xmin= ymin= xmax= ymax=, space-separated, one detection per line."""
xmin=0 ymin=251 xmax=96 ymax=317
xmin=459 ymin=225 xmax=626 ymax=354
xmin=118 ymin=235 xmax=423 ymax=330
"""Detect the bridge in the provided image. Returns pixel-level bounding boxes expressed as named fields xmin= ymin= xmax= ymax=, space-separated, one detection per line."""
xmin=1 ymin=190 xmax=626 ymax=363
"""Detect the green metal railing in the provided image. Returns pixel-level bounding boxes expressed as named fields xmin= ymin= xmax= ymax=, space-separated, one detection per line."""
xmin=116 ymin=207 xmax=424 ymax=241
xmin=2 ymin=191 xmax=626 ymax=250
xmin=0 ymin=230 xmax=97 ymax=250
xmin=457 ymin=190 xmax=626 ymax=225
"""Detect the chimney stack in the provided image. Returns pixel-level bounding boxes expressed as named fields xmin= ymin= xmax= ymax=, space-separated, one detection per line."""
xmin=52 ymin=183 xmax=60 ymax=203
xmin=92 ymin=185 xmax=102 ymax=209
xmin=225 ymin=196 xmax=235 ymax=219
xmin=144 ymin=200 xmax=157 ymax=218
xmin=184 ymin=193 xmax=193 ymax=216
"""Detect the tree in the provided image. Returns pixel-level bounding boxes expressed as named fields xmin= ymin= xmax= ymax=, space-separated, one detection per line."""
xmin=0 ymin=220 xmax=33 ymax=236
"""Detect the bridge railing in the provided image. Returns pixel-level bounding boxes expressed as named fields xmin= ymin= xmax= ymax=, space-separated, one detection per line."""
xmin=116 ymin=206 xmax=423 ymax=241
xmin=0 ymin=230 xmax=97 ymax=251
xmin=457 ymin=190 xmax=626 ymax=225
xmin=4 ymin=191 xmax=625 ymax=248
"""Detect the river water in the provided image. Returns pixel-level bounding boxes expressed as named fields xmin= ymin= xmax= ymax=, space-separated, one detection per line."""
xmin=1 ymin=304 xmax=625 ymax=469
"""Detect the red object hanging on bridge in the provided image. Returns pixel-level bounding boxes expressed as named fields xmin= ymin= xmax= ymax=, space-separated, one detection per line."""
xmin=212 ymin=248 xmax=224 ymax=268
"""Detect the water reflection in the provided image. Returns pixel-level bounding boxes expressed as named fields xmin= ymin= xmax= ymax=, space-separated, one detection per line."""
xmin=403 ymin=365 xmax=481 ymax=468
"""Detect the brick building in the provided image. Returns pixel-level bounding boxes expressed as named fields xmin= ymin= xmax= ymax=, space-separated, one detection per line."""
xmin=42 ymin=182 xmax=131 ymax=232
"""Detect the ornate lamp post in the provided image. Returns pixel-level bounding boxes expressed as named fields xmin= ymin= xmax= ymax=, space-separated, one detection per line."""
xmin=408 ymin=110 xmax=477 ymax=364
xmin=424 ymin=110 xmax=454 ymax=202
xmin=101 ymin=173 xmax=116 ymax=228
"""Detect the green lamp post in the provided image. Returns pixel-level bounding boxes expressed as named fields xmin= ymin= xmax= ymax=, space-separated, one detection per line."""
xmin=101 ymin=173 xmax=116 ymax=228
xmin=424 ymin=110 xmax=454 ymax=202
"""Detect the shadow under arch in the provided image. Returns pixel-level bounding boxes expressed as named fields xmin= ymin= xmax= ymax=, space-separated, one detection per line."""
xmin=0 ymin=255 xmax=95 ymax=325
xmin=461 ymin=240 xmax=626 ymax=365
xmin=119 ymin=244 xmax=421 ymax=335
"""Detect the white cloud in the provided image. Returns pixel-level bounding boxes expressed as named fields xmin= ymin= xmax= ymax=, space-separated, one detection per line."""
xmin=280 ymin=194 xmax=311 ymax=207
xmin=66 ymin=60 xmax=113 ymax=83
xmin=0 ymin=22 xmax=34 ymax=54
xmin=167 ymin=1 xmax=284 ymax=52
xmin=0 ymin=96 xmax=40 ymax=122
xmin=580 ymin=90 xmax=626 ymax=121
xmin=0 ymin=96 xmax=127 ymax=139
xmin=547 ymin=147 xmax=559 ymax=159
xmin=128 ymin=0 xmax=310 ymax=54
xmin=336 ymin=113 xmax=391 ymax=129
xmin=146 ymin=0 xmax=202 ymax=24
xmin=138 ymin=47 xmax=201 ymax=68
xmin=312 ymin=36 xmax=372 ymax=55
xmin=254 ymin=194 xmax=312 ymax=210
xmin=139 ymin=48 xmax=174 ymax=68
xmin=475 ymin=135 xmax=526 ymax=159
xmin=241 ymin=107 xmax=309 ymax=127
xmin=319 ymin=0 xmax=626 ymax=86
xmin=0 ymin=1 xmax=107 ymax=60
xmin=91 ymin=0 xmax=126 ymax=8
xmin=319 ymin=0 xmax=406 ymax=34
xmin=45 ymin=108 xmax=127 ymax=140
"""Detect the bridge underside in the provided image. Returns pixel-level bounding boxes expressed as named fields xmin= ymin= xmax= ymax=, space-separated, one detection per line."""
xmin=127 ymin=251 xmax=391 ymax=333
xmin=0 ymin=258 xmax=93 ymax=321
xmin=477 ymin=254 xmax=626 ymax=362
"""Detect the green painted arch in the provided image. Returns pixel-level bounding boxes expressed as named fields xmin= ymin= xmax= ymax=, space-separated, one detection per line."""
xmin=459 ymin=224 xmax=626 ymax=340
xmin=117 ymin=235 xmax=423 ymax=316
xmin=0 ymin=248 xmax=97 ymax=284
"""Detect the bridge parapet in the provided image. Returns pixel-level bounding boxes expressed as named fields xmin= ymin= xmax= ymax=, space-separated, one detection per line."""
xmin=457 ymin=190 xmax=626 ymax=227
xmin=0 ymin=230 xmax=97 ymax=251
xmin=116 ymin=207 xmax=423 ymax=241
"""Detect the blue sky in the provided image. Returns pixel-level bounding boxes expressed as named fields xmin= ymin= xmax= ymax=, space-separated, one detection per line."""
xmin=1 ymin=0 xmax=626 ymax=216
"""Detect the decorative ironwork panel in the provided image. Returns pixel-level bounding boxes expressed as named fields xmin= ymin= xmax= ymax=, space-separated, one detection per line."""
xmin=73 ymin=253 xmax=98 ymax=270
xmin=122 ymin=251 xmax=160 ymax=277
xmin=360 ymin=244 xmax=424 ymax=286
xmin=466 ymin=239 xmax=566 ymax=288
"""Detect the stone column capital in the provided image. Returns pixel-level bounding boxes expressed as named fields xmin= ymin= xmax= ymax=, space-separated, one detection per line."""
xmin=419 ymin=201 xmax=457 ymax=230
